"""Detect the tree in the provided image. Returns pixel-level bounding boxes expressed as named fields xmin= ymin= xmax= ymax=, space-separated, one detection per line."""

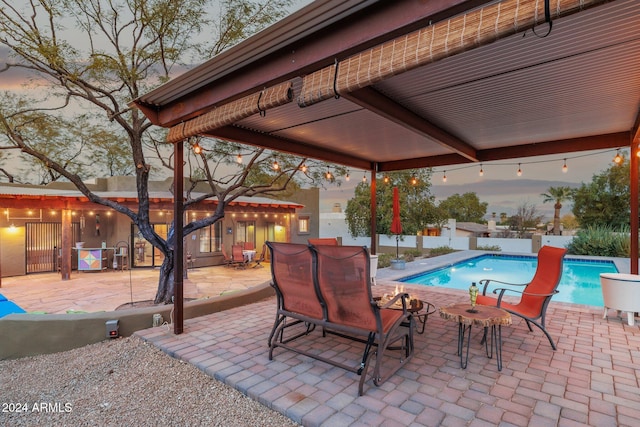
xmin=438 ymin=192 xmax=488 ymax=223
xmin=0 ymin=0 xmax=318 ymax=304
xmin=540 ymin=186 xmax=572 ymax=235
xmin=507 ymin=201 xmax=543 ymax=238
xmin=571 ymin=156 xmax=630 ymax=229
xmin=344 ymin=169 xmax=443 ymax=237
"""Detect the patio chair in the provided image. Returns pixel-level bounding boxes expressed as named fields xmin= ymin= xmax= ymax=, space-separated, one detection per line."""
xmin=220 ymin=246 xmax=233 ymax=267
xmin=266 ymin=241 xmax=323 ymax=351
xmin=253 ymin=244 xmax=267 ymax=268
xmin=231 ymin=244 xmax=248 ymax=269
xmin=311 ymin=244 xmax=414 ymax=395
xmin=476 ymin=245 xmax=567 ymax=350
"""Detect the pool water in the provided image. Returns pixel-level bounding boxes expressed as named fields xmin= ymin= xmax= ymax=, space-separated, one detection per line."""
xmin=400 ymin=254 xmax=618 ymax=306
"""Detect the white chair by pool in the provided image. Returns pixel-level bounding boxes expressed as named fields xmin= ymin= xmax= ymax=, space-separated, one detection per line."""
xmin=600 ymin=273 xmax=640 ymax=326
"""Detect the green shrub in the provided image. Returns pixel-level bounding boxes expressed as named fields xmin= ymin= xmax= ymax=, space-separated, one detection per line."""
xmin=403 ymin=248 xmax=423 ymax=259
xmin=427 ymin=246 xmax=456 ymax=257
xmin=566 ymin=225 xmax=630 ymax=257
xmin=376 ymin=253 xmax=394 ymax=268
xmin=476 ymin=244 xmax=501 ymax=252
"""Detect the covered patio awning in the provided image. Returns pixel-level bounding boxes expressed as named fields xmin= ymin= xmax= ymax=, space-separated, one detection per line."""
xmin=131 ymin=0 xmax=640 ymax=332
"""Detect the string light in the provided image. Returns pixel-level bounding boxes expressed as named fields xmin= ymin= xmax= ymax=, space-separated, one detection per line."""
xmin=300 ymin=164 xmax=308 ymax=173
xmin=325 ymin=170 xmax=332 ymax=180
xmin=613 ymin=150 xmax=622 ymax=164
xmin=236 ymin=154 xmax=243 ymax=164
xmin=442 ymin=171 xmax=447 ymax=183
xmin=411 ymin=176 xmax=418 ymax=185
xmin=362 ymin=173 xmax=367 ymax=183
xmin=272 ymin=159 xmax=279 ymax=170
xmin=345 ymin=172 xmax=350 ymax=181
xmin=383 ymin=175 xmax=389 ymax=183
xmin=562 ymin=159 xmax=568 ymax=173
xmin=192 ymin=142 xmax=203 ymax=155
xmin=479 ymin=164 xmax=484 ymax=177
xmin=517 ymin=163 xmax=522 ymax=177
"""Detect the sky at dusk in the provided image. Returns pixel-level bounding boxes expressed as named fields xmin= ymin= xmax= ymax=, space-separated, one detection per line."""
xmin=319 ymin=148 xmax=622 ymax=220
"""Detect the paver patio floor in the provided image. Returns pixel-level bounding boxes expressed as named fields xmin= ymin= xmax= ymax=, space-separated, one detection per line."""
xmin=136 ymin=283 xmax=640 ymax=427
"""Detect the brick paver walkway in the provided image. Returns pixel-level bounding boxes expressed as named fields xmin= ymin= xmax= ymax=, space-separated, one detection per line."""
xmin=136 ymin=283 xmax=640 ymax=427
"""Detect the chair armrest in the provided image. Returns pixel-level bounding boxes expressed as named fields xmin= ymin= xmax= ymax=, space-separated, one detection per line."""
xmin=494 ymin=288 xmax=559 ymax=304
xmin=479 ymin=279 xmax=527 ymax=295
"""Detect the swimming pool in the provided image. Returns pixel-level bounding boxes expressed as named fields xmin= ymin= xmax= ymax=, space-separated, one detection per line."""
xmin=400 ymin=254 xmax=619 ymax=306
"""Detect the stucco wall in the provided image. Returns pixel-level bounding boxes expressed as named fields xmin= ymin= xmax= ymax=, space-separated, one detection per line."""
xmin=0 ymin=282 xmax=275 ymax=360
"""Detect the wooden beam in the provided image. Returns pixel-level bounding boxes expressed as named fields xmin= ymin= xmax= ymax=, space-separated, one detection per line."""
xmin=344 ymin=88 xmax=478 ymax=162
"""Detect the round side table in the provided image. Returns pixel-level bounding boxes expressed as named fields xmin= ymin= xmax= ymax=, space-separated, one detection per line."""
xmin=440 ymin=303 xmax=511 ymax=371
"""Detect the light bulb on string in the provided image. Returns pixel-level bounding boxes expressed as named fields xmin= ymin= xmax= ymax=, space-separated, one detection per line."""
xmin=300 ymin=164 xmax=308 ymax=173
xmin=479 ymin=164 xmax=484 ymax=177
xmin=517 ymin=163 xmax=522 ymax=177
xmin=326 ymin=170 xmax=332 ymax=180
xmin=562 ymin=159 xmax=568 ymax=173
xmin=442 ymin=171 xmax=447 ymax=183
xmin=383 ymin=175 xmax=389 ymax=184
xmin=613 ymin=150 xmax=622 ymax=164
xmin=411 ymin=176 xmax=418 ymax=185
xmin=192 ymin=142 xmax=203 ymax=155
xmin=272 ymin=159 xmax=279 ymax=170
xmin=236 ymin=154 xmax=243 ymax=164
xmin=362 ymin=173 xmax=367 ymax=183
xmin=345 ymin=172 xmax=350 ymax=181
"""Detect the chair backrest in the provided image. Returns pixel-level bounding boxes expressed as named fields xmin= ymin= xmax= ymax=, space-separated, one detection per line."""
xmin=232 ymin=244 xmax=244 ymax=262
xmin=311 ymin=245 xmax=376 ymax=330
xmin=244 ymin=242 xmax=255 ymax=251
xmin=521 ymin=246 xmax=567 ymax=312
xmin=221 ymin=245 xmax=231 ymax=261
xmin=257 ymin=244 xmax=267 ymax=261
xmin=308 ymin=238 xmax=339 ymax=246
xmin=267 ymin=242 xmax=323 ymax=320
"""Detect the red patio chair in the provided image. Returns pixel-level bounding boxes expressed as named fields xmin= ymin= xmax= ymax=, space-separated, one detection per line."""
xmin=476 ymin=246 xmax=567 ymax=350
xmin=231 ymin=244 xmax=248 ymax=269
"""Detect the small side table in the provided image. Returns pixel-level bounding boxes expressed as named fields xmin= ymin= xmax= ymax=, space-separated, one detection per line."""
xmin=440 ymin=303 xmax=511 ymax=371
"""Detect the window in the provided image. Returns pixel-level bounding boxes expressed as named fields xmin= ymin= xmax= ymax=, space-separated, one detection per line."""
xmin=199 ymin=222 xmax=222 ymax=253
xmin=298 ymin=215 xmax=310 ymax=234
xmin=235 ymin=221 xmax=255 ymax=247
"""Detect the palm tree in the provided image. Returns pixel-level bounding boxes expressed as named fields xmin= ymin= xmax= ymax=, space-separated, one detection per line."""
xmin=541 ymin=186 xmax=573 ymax=235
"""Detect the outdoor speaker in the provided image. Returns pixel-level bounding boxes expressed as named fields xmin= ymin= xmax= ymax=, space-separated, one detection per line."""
xmin=106 ymin=319 xmax=119 ymax=338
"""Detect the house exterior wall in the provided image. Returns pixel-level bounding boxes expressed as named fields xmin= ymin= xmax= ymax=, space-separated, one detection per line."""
xmin=0 ymin=180 xmax=319 ymax=278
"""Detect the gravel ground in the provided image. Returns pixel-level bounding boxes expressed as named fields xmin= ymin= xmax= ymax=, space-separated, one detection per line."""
xmin=0 ymin=336 xmax=299 ymax=426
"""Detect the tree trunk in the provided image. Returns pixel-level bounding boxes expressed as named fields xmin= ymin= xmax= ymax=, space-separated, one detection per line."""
xmin=553 ymin=202 xmax=562 ymax=235
xmin=154 ymin=251 xmax=175 ymax=304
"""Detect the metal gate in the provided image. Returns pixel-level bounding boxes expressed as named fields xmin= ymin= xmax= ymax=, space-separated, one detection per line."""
xmin=25 ymin=222 xmax=80 ymax=273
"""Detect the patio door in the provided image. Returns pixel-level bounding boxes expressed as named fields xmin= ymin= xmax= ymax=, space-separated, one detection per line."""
xmin=132 ymin=223 xmax=167 ymax=267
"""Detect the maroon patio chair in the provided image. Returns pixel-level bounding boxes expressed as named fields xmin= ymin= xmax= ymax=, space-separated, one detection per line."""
xmin=311 ymin=244 xmax=414 ymax=395
xmin=476 ymin=246 xmax=567 ymax=350
xmin=231 ymin=244 xmax=247 ymax=269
